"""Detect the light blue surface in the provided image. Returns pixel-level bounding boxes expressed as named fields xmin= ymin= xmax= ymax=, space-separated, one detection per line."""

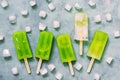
xmin=0 ymin=0 xmax=120 ymax=80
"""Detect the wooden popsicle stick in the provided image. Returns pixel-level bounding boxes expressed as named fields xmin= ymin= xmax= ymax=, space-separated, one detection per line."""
xmin=80 ymin=28 xmax=83 ymax=56
xmin=68 ymin=61 xmax=74 ymax=76
xmin=36 ymin=59 xmax=42 ymax=74
xmin=80 ymin=40 xmax=83 ymax=55
xmin=87 ymin=58 xmax=95 ymax=73
xmin=24 ymin=58 xmax=31 ymax=74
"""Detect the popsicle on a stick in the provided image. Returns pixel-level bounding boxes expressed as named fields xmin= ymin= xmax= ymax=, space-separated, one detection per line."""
xmin=87 ymin=30 xmax=108 ymax=73
xmin=35 ymin=31 xmax=54 ymax=74
xmin=74 ymin=12 xmax=88 ymax=55
xmin=57 ymin=34 xmax=76 ymax=76
xmin=12 ymin=30 xmax=32 ymax=74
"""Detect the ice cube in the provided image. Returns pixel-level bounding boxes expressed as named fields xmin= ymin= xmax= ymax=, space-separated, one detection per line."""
xmin=88 ymin=0 xmax=96 ymax=7
xmin=3 ymin=49 xmax=11 ymax=58
xmin=55 ymin=72 xmax=63 ymax=80
xmin=94 ymin=73 xmax=101 ymax=80
xmin=0 ymin=0 xmax=8 ymax=8
xmin=11 ymin=67 xmax=18 ymax=75
xmin=29 ymin=0 xmax=36 ymax=7
xmin=64 ymin=4 xmax=72 ymax=12
xmin=39 ymin=23 xmax=46 ymax=31
xmin=39 ymin=10 xmax=47 ymax=19
xmin=40 ymin=68 xmax=48 ymax=76
xmin=48 ymin=64 xmax=55 ymax=71
xmin=113 ymin=30 xmax=120 ymax=38
xmin=9 ymin=15 xmax=17 ymax=24
xmin=74 ymin=62 xmax=83 ymax=71
xmin=25 ymin=26 xmax=31 ymax=33
xmin=94 ymin=15 xmax=101 ymax=23
xmin=106 ymin=13 xmax=112 ymax=22
xmin=106 ymin=56 xmax=113 ymax=64
xmin=48 ymin=3 xmax=56 ymax=11
xmin=21 ymin=10 xmax=29 ymax=16
xmin=75 ymin=3 xmax=82 ymax=11
xmin=53 ymin=20 xmax=60 ymax=29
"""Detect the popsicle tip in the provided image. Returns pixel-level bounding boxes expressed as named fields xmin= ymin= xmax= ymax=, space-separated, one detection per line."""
xmin=36 ymin=59 xmax=42 ymax=75
xmin=87 ymin=69 xmax=90 ymax=73
xmin=68 ymin=62 xmax=75 ymax=76
xmin=71 ymin=72 xmax=74 ymax=76
xmin=80 ymin=52 xmax=83 ymax=56
xmin=28 ymin=71 xmax=31 ymax=74
xmin=36 ymin=71 xmax=40 ymax=74
xmin=24 ymin=58 xmax=31 ymax=74
xmin=87 ymin=58 xmax=95 ymax=73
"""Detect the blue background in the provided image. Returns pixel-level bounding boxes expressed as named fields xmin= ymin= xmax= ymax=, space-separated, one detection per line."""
xmin=0 ymin=0 xmax=120 ymax=80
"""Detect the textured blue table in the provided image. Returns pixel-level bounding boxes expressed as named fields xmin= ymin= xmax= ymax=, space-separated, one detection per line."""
xmin=0 ymin=0 xmax=120 ymax=80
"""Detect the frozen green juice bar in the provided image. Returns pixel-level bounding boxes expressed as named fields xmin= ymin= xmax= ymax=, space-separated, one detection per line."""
xmin=87 ymin=30 xmax=108 ymax=60
xmin=87 ymin=30 xmax=108 ymax=73
xmin=12 ymin=30 xmax=32 ymax=74
xmin=57 ymin=34 xmax=76 ymax=75
xmin=35 ymin=31 xmax=54 ymax=74
xmin=74 ymin=12 xmax=88 ymax=55
xmin=35 ymin=31 xmax=53 ymax=60
xmin=57 ymin=34 xmax=76 ymax=62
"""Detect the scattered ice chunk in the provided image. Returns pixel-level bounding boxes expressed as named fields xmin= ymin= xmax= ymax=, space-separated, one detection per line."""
xmin=113 ymin=30 xmax=120 ymax=38
xmin=64 ymin=4 xmax=72 ymax=12
xmin=106 ymin=56 xmax=113 ymax=64
xmin=88 ymin=0 xmax=96 ymax=7
xmin=94 ymin=73 xmax=101 ymax=80
xmin=74 ymin=62 xmax=83 ymax=71
xmin=11 ymin=67 xmax=18 ymax=75
xmin=48 ymin=3 xmax=56 ymax=11
xmin=0 ymin=0 xmax=9 ymax=8
xmin=55 ymin=72 xmax=63 ymax=80
xmin=9 ymin=15 xmax=17 ymax=24
xmin=75 ymin=3 xmax=82 ymax=11
xmin=3 ymin=49 xmax=11 ymax=58
xmin=106 ymin=13 xmax=112 ymax=22
xmin=39 ymin=10 xmax=47 ymax=19
xmin=21 ymin=10 xmax=29 ymax=16
xmin=39 ymin=23 xmax=46 ymax=31
xmin=48 ymin=64 xmax=55 ymax=71
xmin=40 ymin=68 xmax=48 ymax=76
xmin=25 ymin=26 xmax=31 ymax=33
xmin=29 ymin=0 xmax=36 ymax=7
xmin=94 ymin=15 xmax=101 ymax=23
xmin=53 ymin=20 xmax=60 ymax=29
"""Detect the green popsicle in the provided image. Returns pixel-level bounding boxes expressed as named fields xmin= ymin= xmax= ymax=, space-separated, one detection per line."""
xmin=12 ymin=30 xmax=32 ymax=74
xmin=57 ymin=34 xmax=76 ymax=75
xmin=74 ymin=12 xmax=88 ymax=55
xmin=35 ymin=31 xmax=54 ymax=74
xmin=87 ymin=30 xmax=108 ymax=73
